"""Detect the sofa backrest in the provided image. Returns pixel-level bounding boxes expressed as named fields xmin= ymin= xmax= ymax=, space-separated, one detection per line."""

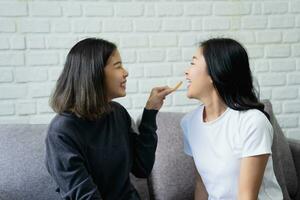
xmin=147 ymin=112 xmax=207 ymax=200
xmin=263 ymin=100 xmax=298 ymax=199
xmin=0 ymin=125 xmax=60 ymax=200
xmin=148 ymin=100 xmax=297 ymax=200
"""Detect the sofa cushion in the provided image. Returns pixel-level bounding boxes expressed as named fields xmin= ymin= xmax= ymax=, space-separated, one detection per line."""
xmin=148 ymin=112 xmax=208 ymax=200
xmin=263 ymin=100 xmax=298 ymax=199
xmin=0 ymin=124 xmax=149 ymax=200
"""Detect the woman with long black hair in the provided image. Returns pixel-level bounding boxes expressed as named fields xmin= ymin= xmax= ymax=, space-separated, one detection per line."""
xmin=45 ymin=38 xmax=173 ymax=200
xmin=181 ymin=38 xmax=283 ymax=200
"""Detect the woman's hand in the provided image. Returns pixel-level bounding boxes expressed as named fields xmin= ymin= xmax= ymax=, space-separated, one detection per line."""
xmin=145 ymin=86 xmax=173 ymax=110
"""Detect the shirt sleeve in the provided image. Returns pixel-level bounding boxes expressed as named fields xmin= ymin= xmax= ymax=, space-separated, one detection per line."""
xmin=180 ymin=115 xmax=193 ymax=157
xmin=45 ymin=127 xmax=103 ymax=200
xmin=240 ymin=111 xmax=273 ymax=158
xmin=127 ymin=108 xmax=158 ymax=178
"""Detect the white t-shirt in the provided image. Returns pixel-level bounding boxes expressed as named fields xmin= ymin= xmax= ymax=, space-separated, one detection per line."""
xmin=181 ymin=104 xmax=283 ymax=200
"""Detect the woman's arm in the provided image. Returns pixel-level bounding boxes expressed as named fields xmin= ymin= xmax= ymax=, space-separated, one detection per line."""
xmin=129 ymin=86 xmax=172 ymax=178
xmin=45 ymin=128 xmax=102 ymax=200
xmin=238 ymin=154 xmax=269 ymax=200
xmin=129 ymin=108 xmax=158 ymax=178
xmin=194 ymin=165 xmax=208 ymax=200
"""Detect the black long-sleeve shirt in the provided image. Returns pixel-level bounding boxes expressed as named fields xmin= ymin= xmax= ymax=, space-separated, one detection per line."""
xmin=45 ymin=102 xmax=158 ymax=200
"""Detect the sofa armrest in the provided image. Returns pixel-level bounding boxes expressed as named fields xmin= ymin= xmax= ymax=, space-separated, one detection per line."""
xmin=288 ymin=138 xmax=300 ymax=197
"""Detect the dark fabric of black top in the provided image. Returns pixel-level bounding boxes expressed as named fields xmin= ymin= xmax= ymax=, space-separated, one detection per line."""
xmin=45 ymin=102 xmax=158 ymax=200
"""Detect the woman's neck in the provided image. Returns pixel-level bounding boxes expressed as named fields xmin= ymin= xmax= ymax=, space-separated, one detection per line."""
xmin=201 ymin=92 xmax=227 ymax=123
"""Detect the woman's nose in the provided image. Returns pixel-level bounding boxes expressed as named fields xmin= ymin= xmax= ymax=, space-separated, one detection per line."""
xmin=124 ymin=68 xmax=129 ymax=77
xmin=184 ymin=69 xmax=189 ymax=76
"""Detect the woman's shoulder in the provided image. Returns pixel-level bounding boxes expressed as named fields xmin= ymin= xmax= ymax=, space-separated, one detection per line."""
xmin=109 ymin=101 xmax=132 ymax=126
xmin=46 ymin=114 xmax=86 ymax=154
xmin=110 ymin=101 xmax=127 ymax=113
xmin=240 ymin=109 xmax=268 ymax=122
xmin=238 ymin=109 xmax=272 ymax=130
xmin=47 ymin=112 xmax=80 ymax=138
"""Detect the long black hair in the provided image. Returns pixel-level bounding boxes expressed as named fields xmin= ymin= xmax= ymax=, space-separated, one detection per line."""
xmin=200 ymin=38 xmax=269 ymax=119
xmin=50 ymin=38 xmax=117 ymax=120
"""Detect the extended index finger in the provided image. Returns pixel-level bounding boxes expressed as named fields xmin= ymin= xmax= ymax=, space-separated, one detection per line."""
xmin=152 ymin=86 xmax=168 ymax=92
xmin=158 ymin=87 xmax=173 ymax=97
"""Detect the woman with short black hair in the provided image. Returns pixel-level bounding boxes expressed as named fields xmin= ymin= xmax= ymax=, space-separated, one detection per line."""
xmin=181 ymin=38 xmax=283 ymax=200
xmin=45 ymin=38 xmax=173 ymax=200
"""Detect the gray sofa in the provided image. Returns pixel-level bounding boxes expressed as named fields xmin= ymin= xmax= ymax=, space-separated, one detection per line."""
xmin=0 ymin=100 xmax=299 ymax=200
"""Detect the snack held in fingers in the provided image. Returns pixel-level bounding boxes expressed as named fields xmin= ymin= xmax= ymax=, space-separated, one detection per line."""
xmin=172 ymin=81 xmax=183 ymax=91
xmin=146 ymin=86 xmax=173 ymax=110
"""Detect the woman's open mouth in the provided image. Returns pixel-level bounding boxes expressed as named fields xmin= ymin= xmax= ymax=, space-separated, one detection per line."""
xmin=120 ymin=80 xmax=126 ymax=89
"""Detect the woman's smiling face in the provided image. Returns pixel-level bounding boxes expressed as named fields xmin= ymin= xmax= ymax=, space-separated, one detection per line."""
xmin=104 ymin=49 xmax=128 ymax=101
xmin=185 ymin=47 xmax=214 ymax=100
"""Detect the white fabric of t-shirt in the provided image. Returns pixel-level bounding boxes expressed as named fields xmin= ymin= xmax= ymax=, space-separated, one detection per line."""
xmin=181 ymin=104 xmax=283 ymax=200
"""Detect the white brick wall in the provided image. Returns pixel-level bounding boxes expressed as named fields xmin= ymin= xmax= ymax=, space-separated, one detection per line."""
xmin=0 ymin=0 xmax=299 ymax=140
